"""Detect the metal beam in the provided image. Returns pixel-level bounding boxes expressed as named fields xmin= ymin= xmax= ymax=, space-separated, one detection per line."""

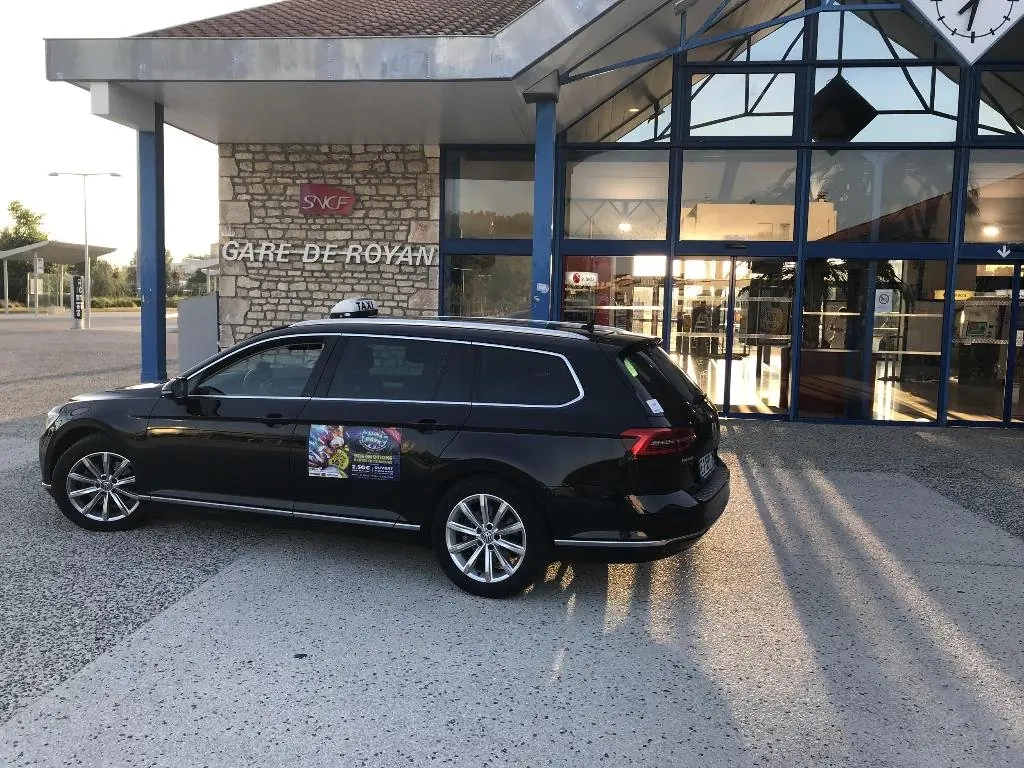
xmin=529 ymin=96 xmax=558 ymax=321
xmin=139 ymin=104 xmax=167 ymax=382
xmin=91 ymin=83 xmax=156 ymax=131
xmin=562 ymin=3 xmax=902 ymax=85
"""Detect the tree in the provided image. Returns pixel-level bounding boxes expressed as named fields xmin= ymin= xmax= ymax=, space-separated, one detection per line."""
xmin=0 ymin=201 xmax=47 ymax=306
xmin=122 ymin=249 xmax=178 ymax=298
xmin=184 ymin=268 xmax=208 ymax=296
xmin=88 ymin=257 xmax=129 ymax=298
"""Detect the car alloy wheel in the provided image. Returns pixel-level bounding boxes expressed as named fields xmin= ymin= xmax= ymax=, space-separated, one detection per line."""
xmin=65 ymin=451 xmax=140 ymax=523
xmin=444 ymin=493 xmax=526 ymax=584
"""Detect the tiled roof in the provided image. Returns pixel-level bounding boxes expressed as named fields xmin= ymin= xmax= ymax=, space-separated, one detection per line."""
xmin=140 ymin=0 xmax=545 ymax=38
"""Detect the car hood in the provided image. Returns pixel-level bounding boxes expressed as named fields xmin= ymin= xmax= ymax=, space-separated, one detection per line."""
xmin=69 ymin=381 xmax=165 ymax=404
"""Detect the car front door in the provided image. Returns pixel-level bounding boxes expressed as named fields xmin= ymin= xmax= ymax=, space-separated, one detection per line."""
xmin=142 ymin=334 xmax=334 ymax=511
xmin=293 ymin=334 xmax=472 ymax=527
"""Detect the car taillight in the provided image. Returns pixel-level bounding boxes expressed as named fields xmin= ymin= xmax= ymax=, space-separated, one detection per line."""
xmin=620 ymin=428 xmax=697 ymax=457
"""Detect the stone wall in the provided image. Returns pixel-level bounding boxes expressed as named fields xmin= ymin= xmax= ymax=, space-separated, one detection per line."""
xmin=217 ymin=143 xmax=440 ymax=346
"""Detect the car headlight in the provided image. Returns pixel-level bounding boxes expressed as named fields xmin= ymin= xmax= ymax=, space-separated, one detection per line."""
xmin=45 ymin=406 xmax=62 ymax=431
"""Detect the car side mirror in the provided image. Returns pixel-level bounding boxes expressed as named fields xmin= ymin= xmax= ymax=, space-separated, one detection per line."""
xmin=162 ymin=377 xmax=189 ymax=401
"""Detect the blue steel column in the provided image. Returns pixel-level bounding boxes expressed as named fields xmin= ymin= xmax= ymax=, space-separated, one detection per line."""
xmin=139 ymin=104 xmax=167 ymax=382
xmin=663 ymin=50 xmax=688 ymax=355
xmin=938 ymin=67 xmax=974 ymax=424
xmin=788 ymin=9 xmax=818 ymax=421
xmin=1003 ymin=264 xmax=1021 ymax=424
xmin=530 ymin=96 xmax=558 ymax=321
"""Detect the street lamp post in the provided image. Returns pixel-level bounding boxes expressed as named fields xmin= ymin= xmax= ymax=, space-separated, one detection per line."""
xmin=49 ymin=171 xmax=121 ymax=329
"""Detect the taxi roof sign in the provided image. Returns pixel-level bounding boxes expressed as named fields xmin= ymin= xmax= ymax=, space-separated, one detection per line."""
xmin=329 ymin=297 xmax=380 ymax=318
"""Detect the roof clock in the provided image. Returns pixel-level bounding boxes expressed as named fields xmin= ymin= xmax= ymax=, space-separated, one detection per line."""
xmin=909 ymin=0 xmax=1024 ymax=62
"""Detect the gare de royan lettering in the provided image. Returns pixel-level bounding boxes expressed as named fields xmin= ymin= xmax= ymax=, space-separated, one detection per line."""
xmin=221 ymin=241 xmax=438 ymax=266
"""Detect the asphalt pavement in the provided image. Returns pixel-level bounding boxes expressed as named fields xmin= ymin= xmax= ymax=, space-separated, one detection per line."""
xmin=0 ymin=314 xmax=1021 ymax=767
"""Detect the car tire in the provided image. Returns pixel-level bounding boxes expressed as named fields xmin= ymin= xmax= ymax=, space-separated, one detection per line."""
xmin=51 ymin=434 xmax=146 ymax=531
xmin=432 ymin=476 xmax=550 ymax=598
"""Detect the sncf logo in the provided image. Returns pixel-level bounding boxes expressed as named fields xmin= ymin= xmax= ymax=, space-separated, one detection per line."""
xmin=299 ymin=183 xmax=356 ymax=216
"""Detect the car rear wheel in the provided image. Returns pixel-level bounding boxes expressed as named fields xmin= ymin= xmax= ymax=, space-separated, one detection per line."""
xmin=52 ymin=434 xmax=146 ymax=531
xmin=432 ymin=477 xmax=550 ymax=598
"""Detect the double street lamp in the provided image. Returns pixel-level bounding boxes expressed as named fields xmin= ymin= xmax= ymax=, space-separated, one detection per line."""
xmin=48 ymin=171 xmax=121 ymax=329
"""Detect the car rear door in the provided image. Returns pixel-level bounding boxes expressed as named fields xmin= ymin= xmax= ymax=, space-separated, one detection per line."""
xmin=142 ymin=334 xmax=335 ymax=510
xmin=292 ymin=334 xmax=472 ymax=527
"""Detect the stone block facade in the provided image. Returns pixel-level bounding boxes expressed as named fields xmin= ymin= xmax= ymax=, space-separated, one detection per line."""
xmin=217 ymin=143 xmax=441 ymax=346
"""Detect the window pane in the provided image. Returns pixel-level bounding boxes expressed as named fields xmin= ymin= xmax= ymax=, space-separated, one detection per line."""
xmin=681 ymin=150 xmax=798 ymax=241
xmin=563 ymin=255 xmax=666 ymax=335
xmin=565 ymin=150 xmax=669 ymax=240
xmin=978 ymin=71 xmax=1024 ymax=137
xmin=475 ymin=347 xmax=580 ymax=406
xmin=946 ymin=263 xmax=1016 ymax=421
xmin=690 ymin=72 xmax=795 ymax=137
xmin=798 ymin=259 xmax=946 ymax=421
xmin=443 ymin=151 xmax=533 ymax=238
xmin=966 ymin=150 xmax=1024 ymax=243
xmin=815 ymin=5 xmax=946 ymax=61
xmin=812 ymin=68 xmax=959 ymax=143
xmin=329 ymin=338 xmax=449 ymax=401
xmin=808 ymin=150 xmax=954 ymax=242
xmin=567 ymin=58 xmax=673 ymax=144
xmin=445 ymin=255 xmax=531 ymax=318
xmin=196 ymin=341 xmax=325 ymax=397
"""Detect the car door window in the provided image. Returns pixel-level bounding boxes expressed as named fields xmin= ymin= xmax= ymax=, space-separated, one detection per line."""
xmin=193 ymin=340 xmax=327 ymax=397
xmin=327 ymin=337 xmax=462 ymax=401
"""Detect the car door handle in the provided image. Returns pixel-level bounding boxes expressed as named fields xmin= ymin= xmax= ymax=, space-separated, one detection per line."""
xmin=264 ymin=412 xmax=286 ymax=427
xmin=415 ymin=418 xmax=439 ymax=433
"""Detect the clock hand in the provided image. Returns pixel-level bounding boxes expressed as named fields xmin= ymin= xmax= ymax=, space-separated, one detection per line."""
xmin=957 ymin=0 xmax=980 ymax=31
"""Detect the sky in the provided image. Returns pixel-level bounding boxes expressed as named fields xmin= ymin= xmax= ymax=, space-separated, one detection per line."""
xmin=0 ymin=1 xmax=261 ymax=265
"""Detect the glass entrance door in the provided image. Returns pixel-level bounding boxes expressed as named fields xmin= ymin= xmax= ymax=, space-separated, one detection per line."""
xmin=669 ymin=257 xmax=795 ymax=414
xmin=947 ymin=262 xmax=1023 ymax=424
xmin=669 ymin=258 xmax=730 ymax=407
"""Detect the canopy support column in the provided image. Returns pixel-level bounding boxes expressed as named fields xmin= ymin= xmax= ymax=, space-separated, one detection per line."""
xmin=527 ymin=88 xmax=558 ymax=321
xmin=139 ymin=103 xmax=167 ymax=382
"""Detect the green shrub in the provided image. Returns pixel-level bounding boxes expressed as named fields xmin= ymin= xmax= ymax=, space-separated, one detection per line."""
xmin=90 ymin=296 xmax=140 ymax=309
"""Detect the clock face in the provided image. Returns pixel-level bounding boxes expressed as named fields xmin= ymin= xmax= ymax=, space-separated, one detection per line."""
xmin=931 ymin=0 xmax=1015 ymax=39
xmin=906 ymin=0 xmax=1024 ymax=62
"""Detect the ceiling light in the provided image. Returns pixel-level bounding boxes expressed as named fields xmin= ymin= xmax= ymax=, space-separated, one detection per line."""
xmin=618 ymin=221 xmax=633 ymax=233
xmin=982 ymin=224 xmax=1001 ymax=238
xmin=628 ymin=107 xmax=641 ymax=113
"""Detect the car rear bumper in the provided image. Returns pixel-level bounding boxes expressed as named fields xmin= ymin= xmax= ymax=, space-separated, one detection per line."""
xmin=553 ymin=462 xmax=729 ymax=559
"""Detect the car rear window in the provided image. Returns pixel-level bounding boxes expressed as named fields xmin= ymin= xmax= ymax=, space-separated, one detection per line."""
xmin=474 ymin=345 xmax=581 ymax=406
xmin=618 ymin=343 xmax=705 ymax=416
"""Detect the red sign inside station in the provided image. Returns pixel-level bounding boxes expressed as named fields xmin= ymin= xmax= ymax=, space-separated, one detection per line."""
xmin=299 ymin=183 xmax=357 ymax=216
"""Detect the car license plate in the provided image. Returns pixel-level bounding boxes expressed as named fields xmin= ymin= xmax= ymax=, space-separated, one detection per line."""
xmin=698 ymin=452 xmax=715 ymax=478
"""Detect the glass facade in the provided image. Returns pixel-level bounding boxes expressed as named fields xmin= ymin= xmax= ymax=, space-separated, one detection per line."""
xmin=439 ymin=0 xmax=1024 ymax=425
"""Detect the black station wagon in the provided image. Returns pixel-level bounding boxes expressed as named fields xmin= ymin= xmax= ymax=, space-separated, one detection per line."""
xmin=40 ymin=315 xmax=729 ymax=598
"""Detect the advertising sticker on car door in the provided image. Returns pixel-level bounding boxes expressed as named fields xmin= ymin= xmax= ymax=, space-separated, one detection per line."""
xmin=308 ymin=425 xmax=402 ymax=480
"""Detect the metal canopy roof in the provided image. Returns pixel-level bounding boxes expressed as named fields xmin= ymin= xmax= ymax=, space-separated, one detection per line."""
xmin=41 ymin=0 xmax=774 ymax=143
xmin=0 ymin=241 xmax=116 ymax=266
xmin=43 ymin=0 xmax=1017 ymax=145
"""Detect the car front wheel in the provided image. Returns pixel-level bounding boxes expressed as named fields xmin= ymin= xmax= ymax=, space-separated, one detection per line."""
xmin=432 ymin=477 xmax=549 ymax=598
xmin=52 ymin=434 xmax=146 ymax=531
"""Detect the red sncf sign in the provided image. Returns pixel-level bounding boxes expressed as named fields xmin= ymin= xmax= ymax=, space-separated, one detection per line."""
xmin=299 ymin=183 xmax=356 ymax=216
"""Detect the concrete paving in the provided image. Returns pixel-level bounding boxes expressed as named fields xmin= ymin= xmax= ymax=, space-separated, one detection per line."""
xmin=0 ymin=319 xmax=1022 ymax=766
xmin=0 ymin=312 xmax=178 ymax=421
